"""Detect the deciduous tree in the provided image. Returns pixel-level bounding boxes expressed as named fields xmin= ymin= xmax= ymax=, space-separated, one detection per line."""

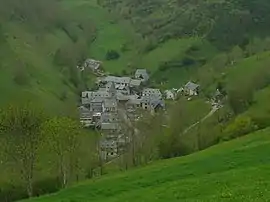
xmin=42 ymin=117 xmax=82 ymax=187
xmin=0 ymin=103 xmax=45 ymax=197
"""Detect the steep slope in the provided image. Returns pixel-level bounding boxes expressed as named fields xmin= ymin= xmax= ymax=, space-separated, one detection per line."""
xmin=0 ymin=0 xmax=96 ymax=111
xmin=102 ymin=0 xmax=270 ymax=50
xmin=23 ymin=128 xmax=270 ymax=202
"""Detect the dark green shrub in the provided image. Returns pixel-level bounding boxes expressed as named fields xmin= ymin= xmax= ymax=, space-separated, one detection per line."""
xmin=182 ymin=56 xmax=196 ymax=66
xmin=105 ymin=50 xmax=120 ymax=60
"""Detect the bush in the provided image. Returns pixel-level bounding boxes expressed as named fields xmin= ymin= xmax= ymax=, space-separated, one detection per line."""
xmin=249 ymin=113 xmax=270 ymax=130
xmin=182 ymin=56 xmax=196 ymax=66
xmin=105 ymin=50 xmax=120 ymax=60
xmin=13 ymin=65 xmax=30 ymax=86
xmin=223 ymin=115 xmax=258 ymax=140
xmin=0 ymin=178 xmax=60 ymax=202
xmin=59 ymin=91 xmax=67 ymax=101
xmin=121 ymin=69 xmax=128 ymax=76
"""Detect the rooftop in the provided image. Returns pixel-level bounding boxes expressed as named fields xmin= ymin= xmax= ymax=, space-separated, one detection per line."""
xmin=142 ymin=88 xmax=162 ymax=98
xmin=104 ymin=76 xmax=131 ymax=84
xmin=185 ymin=82 xmax=199 ymax=91
xmin=84 ymin=59 xmax=101 ymax=70
xmin=135 ymin=69 xmax=149 ymax=80
xmin=104 ymin=98 xmax=118 ymax=108
xmin=101 ymin=123 xmax=119 ymax=130
xmin=130 ymin=79 xmax=142 ymax=87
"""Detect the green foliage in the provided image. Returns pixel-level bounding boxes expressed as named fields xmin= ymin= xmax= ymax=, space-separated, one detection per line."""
xmin=0 ymin=103 xmax=99 ymax=201
xmin=13 ymin=63 xmax=30 ymax=86
xmin=0 ymin=103 xmax=46 ymax=197
xmin=103 ymin=0 xmax=270 ymax=50
xmin=105 ymin=50 xmax=120 ymax=60
xmin=22 ymin=128 xmax=270 ymax=202
xmin=228 ymin=46 xmax=244 ymax=64
xmin=227 ymin=87 xmax=254 ymax=115
xmin=42 ymin=117 xmax=83 ymax=187
xmin=223 ymin=115 xmax=258 ymax=140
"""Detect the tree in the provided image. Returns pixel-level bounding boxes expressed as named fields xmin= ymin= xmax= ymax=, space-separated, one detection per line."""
xmin=158 ymin=101 xmax=189 ymax=158
xmin=227 ymin=85 xmax=254 ymax=115
xmin=105 ymin=50 xmax=120 ymax=60
xmin=42 ymin=117 xmax=82 ymax=188
xmin=246 ymin=38 xmax=265 ymax=56
xmin=224 ymin=115 xmax=258 ymax=140
xmin=0 ymin=103 xmax=45 ymax=197
xmin=228 ymin=46 xmax=244 ymax=64
xmin=133 ymin=112 xmax=164 ymax=165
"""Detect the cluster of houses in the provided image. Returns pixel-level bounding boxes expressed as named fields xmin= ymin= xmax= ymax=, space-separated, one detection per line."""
xmin=78 ymin=59 xmax=201 ymax=161
xmin=79 ymin=68 xmax=166 ymax=161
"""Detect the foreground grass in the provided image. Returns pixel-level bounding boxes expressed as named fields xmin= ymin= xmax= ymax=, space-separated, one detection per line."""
xmin=23 ymin=128 xmax=270 ymax=202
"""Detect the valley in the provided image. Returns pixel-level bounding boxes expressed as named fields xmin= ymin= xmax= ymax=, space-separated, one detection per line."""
xmin=1 ymin=0 xmax=270 ymax=201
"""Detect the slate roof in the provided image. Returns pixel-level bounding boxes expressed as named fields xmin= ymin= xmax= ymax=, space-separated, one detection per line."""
xmin=104 ymin=98 xmax=117 ymax=108
xmin=185 ymin=82 xmax=199 ymax=91
xmin=100 ymin=140 xmax=117 ymax=148
xmin=84 ymin=59 xmax=101 ymax=70
xmin=126 ymin=98 xmax=141 ymax=105
xmin=150 ymin=99 xmax=165 ymax=109
xmin=91 ymin=97 xmax=104 ymax=103
xmin=130 ymin=79 xmax=142 ymax=87
xmin=135 ymin=69 xmax=149 ymax=80
xmin=101 ymin=123 xmax=119 ymax=130
xmin=104 ymin=76 xmax=131 ymax=84
xmin=142 ymin=88 xmax=162 ymax=98
xmin=81 ymin=91 xmax=110 ymax=99
xmin=101 ymin=113 xmax=118 ymax=123
xmin=78 ymin=106 xmax=93 ymax=118
xmin=116 ymin=92 xmax=130 ymax=101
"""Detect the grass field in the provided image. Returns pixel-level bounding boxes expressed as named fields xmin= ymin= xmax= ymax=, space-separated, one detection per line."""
xmin=22 ymin=128 xmax=270 ymax=202
xmin=0 ymin=22 xmax=77 ymax=112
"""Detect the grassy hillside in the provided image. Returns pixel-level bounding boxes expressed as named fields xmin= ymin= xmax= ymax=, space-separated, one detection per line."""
xmin=0 ymin=0 xmax=209 ymax=107
xmin=22 ymin=128 xmax=270 ymax=202
xmin=0 ymin=0 xmax=97 ymax=110
xmin=2 ymin=0 xmax=270 ymax=107
xmin=102 ymin=0 xmax=270 ymax=50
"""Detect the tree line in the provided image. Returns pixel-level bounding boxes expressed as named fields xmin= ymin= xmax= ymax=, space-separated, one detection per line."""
xmin=0 ymin=103 xmax=100 ymax=201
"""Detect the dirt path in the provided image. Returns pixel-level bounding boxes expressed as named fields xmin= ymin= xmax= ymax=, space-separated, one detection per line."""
xmin=183 ymin=104 xmax=222 ymax=134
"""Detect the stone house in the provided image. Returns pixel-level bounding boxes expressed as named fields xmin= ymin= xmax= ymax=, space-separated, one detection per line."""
xmin=81 ymin=91 xmax=110 ymax=105
xmin=101 ymin=112 xmax=119 ymax=123
xmin=150 ymin=99 xmax=165 ymax=113
xmin=104 ymin=76 xmax=131 ymax=87
xmin=103 ymin=98 xmax=118 ymax=113
xmin=100 ymin=139 xmax=118 ymax=160
xmin=184 ymin=81 xmax=200 ymax=96
xmin=101 ymin=122 xmax=119 ymax=139
xmin=142 ymin=88 xmax=162 ymax=99
xmin=89 ymin=97 xmax=104 ymax=112
xmin=78 ymin=106 xmax=93 ymax=127
xmin=115 ymin=84 xmax=130 ymax=95
xmin=83 ymin=58 xmax=102 ymax=71
xmin=99 ymin=82 xmax=117 ymax=97
xmin=135 ymin=69 xmax=149 ymax=82
xmin=164 ymin=90 xmax=176 ymax=100
xmin=130 ymin=79 xmax=142 ymax=88
xmin=126 ymin=98 xmax=141 ymax=111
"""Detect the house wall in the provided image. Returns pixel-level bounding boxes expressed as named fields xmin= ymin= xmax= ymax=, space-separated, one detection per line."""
xmin=142 ymin=102 xmax=150 ymax=110
xmin=90 ymin=103 xmax=103 ymax=112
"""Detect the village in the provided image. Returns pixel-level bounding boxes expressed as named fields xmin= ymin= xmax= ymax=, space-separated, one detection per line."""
xmin=78 ymin=59 xmax=202 ymax=161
